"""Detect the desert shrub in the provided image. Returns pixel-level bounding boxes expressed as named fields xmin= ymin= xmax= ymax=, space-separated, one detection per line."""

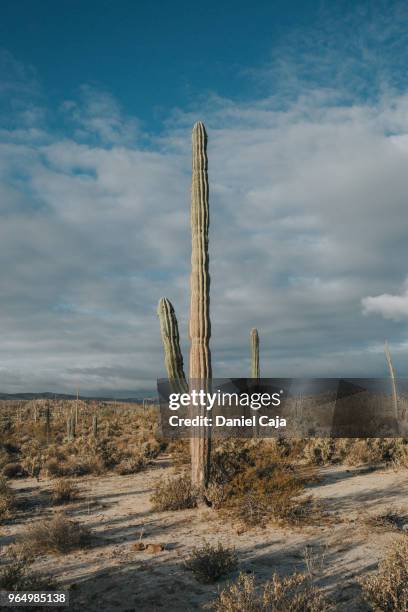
xmin=24 ymin=513 xmax=92 ymax=554
xmin=62 ymin=457 xmax=93 ymax=477
xmin=167 ymin=439 xmax=190 ymax=465
xmin=115 ymin=455 xmax=146 ymax=475
xmin=2 ymin=463 xmax=25 ymax=478
xmin=44 ymin=458 xmax=64 ymax=477
xmin=303 ymin=440 xmax=336 ymax=465
xmin=151 ymin=473 xmax=197 ymax=511
xmin=360 ymin=537 xmax=408 ymax=611
xmin=0 ymin=547 xmax=55 ymax=591
xmin=0 ymin=446 xmax=12 ymax=469
xmin=51 ymin=479 xmax=79 ymax=504
xmin=210 ymin=441 xmax=316 ymax=528
xmin=140 ymin=438 xmax=162 ymax=458
xmin=0 ymin=477 xmax=15 ymax=521
xmin=339 ymin=438 xmax=408 ymax=466
xmin=185 ymin=542 xmax=238 ymax=583
xmin=211 ymin=571 xmax=331 ymax=612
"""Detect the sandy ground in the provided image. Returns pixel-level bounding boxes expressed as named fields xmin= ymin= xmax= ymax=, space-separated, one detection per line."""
xmin=3 ymin=457 xmax=408 ymax=611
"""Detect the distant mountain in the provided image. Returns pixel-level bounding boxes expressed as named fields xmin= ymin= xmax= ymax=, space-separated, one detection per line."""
xmin=0 ymin=392 xmax=156 ymax=403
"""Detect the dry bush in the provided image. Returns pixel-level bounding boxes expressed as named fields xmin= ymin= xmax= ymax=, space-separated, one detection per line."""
xmin=167 ymin=439 xmax=190 ymax=465
xmin=2 ymin=463 xmax=25 ymax=479
xmin=360 ymin=537 xmax=408 ymax=611
xmin=0 ymin=476 xmax=16 ymax=521
xmin=0 ymin=546 xmax=56 ymax=592
xmin=23 ymin=513 xmax=92 ymax=554
xmin=51 ymin=479 xmax=79 ymax=504
xmin=185 ymin=542 xmax=238 ymax=583
xmin=210 ymin=441 xmax=316 ymax=528
xmin=211 ymin=571 xmax=331 ymax=612
xmin=151 ymin=473 xmax=198 ymax=511
xmin=115 ymin=454 xmax=146 ymax=475
xmin=298 ymin=438 xmax=408 ymax=468
xmin=302 ymin=440 xmax=337 ymax=465
xmin=44 ymin=458 xmax=64 ymax=477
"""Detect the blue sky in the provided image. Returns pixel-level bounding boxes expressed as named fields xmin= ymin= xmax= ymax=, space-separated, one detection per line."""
xmin=1 ymin=0 xmax=408 ymax=395
xmin=1 ymin=0 xmax=315 ymax=130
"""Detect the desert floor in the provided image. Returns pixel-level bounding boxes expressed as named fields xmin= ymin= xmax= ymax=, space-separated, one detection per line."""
xmin=3 ymin=457 xmax=408 ymax=611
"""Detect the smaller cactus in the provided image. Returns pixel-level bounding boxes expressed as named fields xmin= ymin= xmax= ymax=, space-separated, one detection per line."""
xmin=92 ymin=415 xmax=98 ymax=438
xmin=44 ymin=404 xmax=51 ymax=438
xmin=67 ymin=415 xmax=76 ymax=441
xmin=250 ymin=328 xmax=260 ymax=379
xmin=75 ymin=389 xmax=79 ymax=428
xmin=157 ymin=297 xmax=188 ymax=393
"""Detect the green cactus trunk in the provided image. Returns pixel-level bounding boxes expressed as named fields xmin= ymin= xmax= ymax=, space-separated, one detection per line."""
xmin=157 ymin=297 xmax=188 ymax=393
xmin=250 ymin=328 xmax=260 ymax=379
xmin=67 ymin=414 xmax=76 ymax=441
xmin=44 ymin=404 xmax=51 ymax=440
xmin=92 ymin=415 xmax=98 ymax=438
xmin=189 ymin=122 xmax=212 ymax=490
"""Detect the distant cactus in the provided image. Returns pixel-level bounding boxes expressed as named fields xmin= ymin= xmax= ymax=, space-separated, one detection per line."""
xmin=157 ymin=297 xmax=188 ymax=393
xmin=75 ymin=392 xmax=79 ymax=428
xmin=92 ymin=415 xmax=98 ymax=438
xmin=67 ymin=415 xmax=76 ymax=441
xmin=250 ymin=328 xmax=260 ymax=379
xmin=44 ymin=403 xmax=51 ymax=438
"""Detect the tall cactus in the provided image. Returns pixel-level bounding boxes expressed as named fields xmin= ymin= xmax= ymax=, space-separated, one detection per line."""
xmin=250 ymin=328 xmax=260 ymax=379
xmin=189 ymin=122 xmax=212 ymax=490
xmin=157 ymin=297 xmax=188 ymax=393
xmin=157 ymin=122 xmax=212 ymax=492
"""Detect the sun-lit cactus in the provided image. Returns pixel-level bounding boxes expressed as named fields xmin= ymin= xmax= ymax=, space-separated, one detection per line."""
xmin=250 ymin=328 xmax=260 ymax=379
xmin=157 ymin=122 xmax=212 ymax=492
xmin=157 ymin=297 xmax=188 ymax=393
xmin=189 ymin=121 xmax=212 ymax=490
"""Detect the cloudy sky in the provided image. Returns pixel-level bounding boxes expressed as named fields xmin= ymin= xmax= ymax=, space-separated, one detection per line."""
xmin=1 ymin=0 xmax=408 ymax=395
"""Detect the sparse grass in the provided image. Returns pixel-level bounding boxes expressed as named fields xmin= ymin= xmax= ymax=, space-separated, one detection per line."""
xmin=23 ymin=513 xmax=92 ymax=554
xmin=0 ymin=476 xmax=16 ymax=522
xmin=210 ymin=571 xmax=332 ymax=611
xmin=51 ymin=479 xmax=80 ymax=504
xmin=360 ymin=537 xmax=408 ymax=611
xmin=151 ymin=473 xmax=198 ymax=511
xmin=185 ymin=542 xmax=238 ymax=583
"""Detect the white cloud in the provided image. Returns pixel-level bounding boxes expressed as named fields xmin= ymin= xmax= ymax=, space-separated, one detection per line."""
xmin=362 ymin=281 xmax=408 ymax=321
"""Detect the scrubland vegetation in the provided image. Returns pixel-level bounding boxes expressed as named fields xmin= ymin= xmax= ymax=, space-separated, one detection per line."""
xmin=0 ymin=398 xmax=408 ymax=610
